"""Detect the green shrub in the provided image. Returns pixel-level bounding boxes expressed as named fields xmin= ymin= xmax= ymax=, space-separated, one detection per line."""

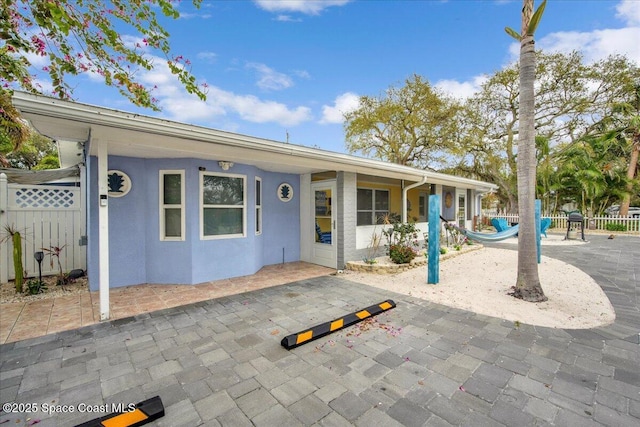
xmin=25 ymin=279 xmax=47 ymax=295
xmin=605 ymin=223 xmax=627 ymax=232
xmin=383 ymin=222 xmax=420 ymax=264
xmin=440 ymin=247 xmax=447 ymax=254
xmin=389 ymin=244 xmax=416 ymax=264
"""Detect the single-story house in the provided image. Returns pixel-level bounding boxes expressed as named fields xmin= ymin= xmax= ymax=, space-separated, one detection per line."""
xmin=11 ymin=92 xmax=497 ymax=319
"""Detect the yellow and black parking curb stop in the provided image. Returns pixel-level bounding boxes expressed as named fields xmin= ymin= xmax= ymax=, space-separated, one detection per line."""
xmin=281 ymin=299 xmax=396 ymax=350
xmin=74 ymin=396 xmax=164 ymax=427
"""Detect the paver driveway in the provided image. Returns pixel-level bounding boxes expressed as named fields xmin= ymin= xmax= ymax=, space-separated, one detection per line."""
xmin=0 ymin=234 xmax=638 ymax=426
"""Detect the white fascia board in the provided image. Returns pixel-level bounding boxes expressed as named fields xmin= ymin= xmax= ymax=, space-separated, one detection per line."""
xmin=12 ymin=92 xmax=497 ymax=191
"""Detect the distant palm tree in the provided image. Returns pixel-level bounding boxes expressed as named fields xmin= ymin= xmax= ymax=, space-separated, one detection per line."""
xmin=506 ymin=0 xmax=547 ymax=302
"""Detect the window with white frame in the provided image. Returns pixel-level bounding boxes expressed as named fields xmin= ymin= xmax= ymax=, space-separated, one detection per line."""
xmin=160 ymin=170 xmax=185 ymax=241
xmin=255 ymin=177 xmax=262 ymax=235
xmin=357 ymin=188 xmax=389 ymax=225
xmin=201 ymin=172 xmax=246 ymax=238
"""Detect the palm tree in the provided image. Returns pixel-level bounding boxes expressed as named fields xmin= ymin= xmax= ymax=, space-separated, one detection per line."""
xmin=505 ymin=0 xmax=547 ymax=302
xmin=557 ymin=135 xmax=628 ymax=214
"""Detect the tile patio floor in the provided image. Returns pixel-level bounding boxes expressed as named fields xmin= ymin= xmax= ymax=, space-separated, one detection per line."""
xmin=0 ymin=262 xmax=334 ymax=344
xmin=0 ymin=235 xmax=638 ymax=426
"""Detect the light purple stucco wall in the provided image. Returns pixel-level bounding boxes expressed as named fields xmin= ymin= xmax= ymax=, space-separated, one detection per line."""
xmin=87 ymin=156 xmax=300 ymax=290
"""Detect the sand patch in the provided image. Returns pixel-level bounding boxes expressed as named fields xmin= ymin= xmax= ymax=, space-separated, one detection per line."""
xmin=342 ymin=247 xmax=615 ymax=329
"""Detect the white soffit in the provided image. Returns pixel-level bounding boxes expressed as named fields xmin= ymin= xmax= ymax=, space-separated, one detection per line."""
xmin=13 ymin=92 xmax=497 ymax=191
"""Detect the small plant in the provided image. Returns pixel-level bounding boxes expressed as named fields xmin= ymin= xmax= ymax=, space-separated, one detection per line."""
xmin=42 ymin=244 xmax=68 ymax=286
xmin=383 ymin=222 xmax=420 ymax=264
xmin=605 ymin=223 xmax=627 ymax=232
xmin=379 ymin=212 xmax=401 ymax=224
xmin=454 ymin=244 xmax=461 ymax=251
xmin=440 ymin=247 xmax=447 ymax=254
xmin=363 ymin=227 xmax=383 ymax=265
xmin=446 ymin=225 xmax=468 ymax=248
xmin=25 ymin=279 xmax=47 ymax=295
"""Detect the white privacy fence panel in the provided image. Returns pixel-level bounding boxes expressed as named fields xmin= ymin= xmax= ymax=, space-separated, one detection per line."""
xmin=0 ymin=176 xmax=86 ymax=282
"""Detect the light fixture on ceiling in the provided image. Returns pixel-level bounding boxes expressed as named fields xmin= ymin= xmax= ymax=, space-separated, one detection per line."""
xmin=218 ymin=161 xmax=234 ymax=171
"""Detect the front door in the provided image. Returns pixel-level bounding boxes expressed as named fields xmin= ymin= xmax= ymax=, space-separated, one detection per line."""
xmin=457 ymin=189 xmax=467 ymax=228
xmin=312 ymin=181 xmax=337 ymax=268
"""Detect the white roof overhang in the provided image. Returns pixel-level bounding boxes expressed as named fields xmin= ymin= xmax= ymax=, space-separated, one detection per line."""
xmin=12 ymin=92 xmax=497 ymax=192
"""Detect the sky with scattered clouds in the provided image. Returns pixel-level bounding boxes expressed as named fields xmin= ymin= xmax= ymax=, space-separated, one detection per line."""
xmin=39 ymin=0 xmax=640 ymax=154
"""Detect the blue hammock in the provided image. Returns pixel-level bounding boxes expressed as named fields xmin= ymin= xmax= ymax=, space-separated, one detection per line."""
xmin=445 ymin=222 xmax=520 ymax=243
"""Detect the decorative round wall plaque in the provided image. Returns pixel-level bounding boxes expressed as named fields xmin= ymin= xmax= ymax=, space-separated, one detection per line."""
xmin=444 ymin=192 xmax=453 ymax=208
xmin=277 ymin=183 xmax=293 ymax=202
xmin=107 ymin=170 xmax=132 ymax=197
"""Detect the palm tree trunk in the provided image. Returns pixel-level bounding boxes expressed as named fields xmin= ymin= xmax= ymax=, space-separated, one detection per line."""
xmin=513 ymin=0 xmax=547 ymax=302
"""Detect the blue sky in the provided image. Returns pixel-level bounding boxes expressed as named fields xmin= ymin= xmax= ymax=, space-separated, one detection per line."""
xmin=27 ymin=0 xmax=640 ymax=154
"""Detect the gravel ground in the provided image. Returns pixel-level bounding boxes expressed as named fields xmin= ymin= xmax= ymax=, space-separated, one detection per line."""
xmin=0 ymin=274 xmax=88 ymax=303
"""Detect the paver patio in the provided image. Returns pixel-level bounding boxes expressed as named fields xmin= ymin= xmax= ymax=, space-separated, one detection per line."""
xmin=0 ymin=234 xmax=638 ymax=426
xmin=1 ymin=262 xmax=334 ymax=344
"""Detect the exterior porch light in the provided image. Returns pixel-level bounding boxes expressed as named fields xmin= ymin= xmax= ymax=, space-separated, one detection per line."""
xmin=218 ymin=161 xmax=234 ymax=171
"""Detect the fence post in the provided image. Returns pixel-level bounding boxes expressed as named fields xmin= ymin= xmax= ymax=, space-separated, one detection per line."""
xmin=0 ymin=173 xmax=7 ymax=283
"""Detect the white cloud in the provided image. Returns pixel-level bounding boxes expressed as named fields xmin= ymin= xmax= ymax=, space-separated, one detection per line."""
xmin=197 ymin=52 xmax=218 ymax=63
xmin=23 ymin=51 xmax=49 ymax=69
xmin=616 ymin=0 xmax=640 ymax=25
xmin=506 ymin=0 xmax=640 ymax=64
xmin=293 ymin=69 xmax=311 ymax=79
xmin=120 ymin=35 xmax=149 ymax=51
xmin=275 ymin=14 xmax=302 ymax=22
xmin=537 ymin=27 xmax=640 ymax=64
xmin=159 ymin=94 xmax=226 ymax=122
xmin=178 ymin=12 xmax=212 ymax=19
xmin=215 ymin=88 xmax=312 ymax=125
xmin=435 ymin=75 xmax=488 ymax=100
xmin=254 ymin=0 xmax=352 ymax=15
xmin=121 ymin=55 xmax=313 ymax=127
xmin=246 ymin=63 xmax=294 ymax=91
xmin=320 ymin=92 xmax=360 ymax=124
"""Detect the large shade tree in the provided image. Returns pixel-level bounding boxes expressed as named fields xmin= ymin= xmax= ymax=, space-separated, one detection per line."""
xmin=457 ymin=50 xmax=593 ymax=212
xmin=455 ymin=53 xmax=639 ymax=214
xmin=344 ymin=74 xmax=460 ymax=168
xmin=1 ymin=0 xmax=206 ymax=149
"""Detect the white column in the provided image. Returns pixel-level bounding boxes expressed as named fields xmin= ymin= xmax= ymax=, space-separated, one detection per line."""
xmin=299 ymin=173 xmax=312 ymax=262
xmin=97 ymin=141 xmax=110 ymax=320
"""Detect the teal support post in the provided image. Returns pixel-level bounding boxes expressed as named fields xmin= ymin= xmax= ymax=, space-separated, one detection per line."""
xmin=535 ymin=199 xmax=541 ymax=264
xmin=428 ymin=195 xmax=440 ymax=284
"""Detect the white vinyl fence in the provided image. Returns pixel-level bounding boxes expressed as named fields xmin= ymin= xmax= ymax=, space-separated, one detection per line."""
xmin=482 ymin=210 xmax=640 ymax=233
xmin=0 ymin=173 xmax=86 ymax=282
